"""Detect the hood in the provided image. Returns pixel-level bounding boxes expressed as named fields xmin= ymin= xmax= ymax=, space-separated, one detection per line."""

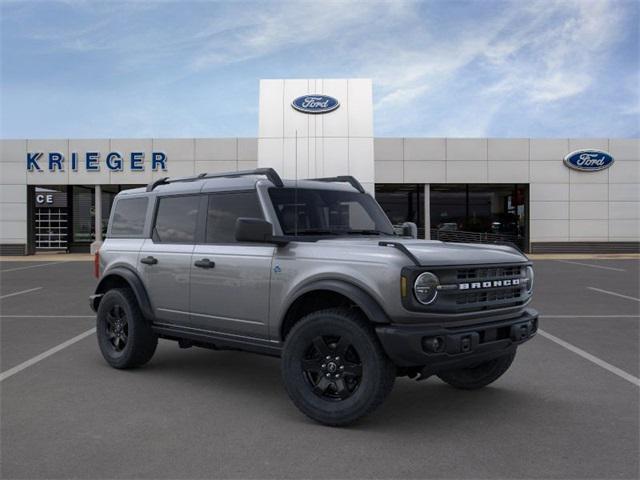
xmin=397 ymin=239 xmax=527 ymax=266
xmin=315 ymin=237 xmax=528 ymax=266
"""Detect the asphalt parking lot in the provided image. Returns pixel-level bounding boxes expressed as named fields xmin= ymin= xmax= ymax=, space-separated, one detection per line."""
xmin=1 ymin=258 xmax=638 ymax=479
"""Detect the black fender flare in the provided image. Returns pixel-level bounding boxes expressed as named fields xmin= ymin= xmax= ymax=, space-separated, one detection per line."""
xmin=284 ymin=279 xmax=391 ymax=325
xmin=94 ymin=266 xmax=155 ymax=321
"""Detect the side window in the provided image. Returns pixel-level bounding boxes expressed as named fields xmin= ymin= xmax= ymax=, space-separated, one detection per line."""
xmin=110 ymin=197 xmax=148 ymax=237
xmin=206 ymin=191 xmax=263 ymax=243
xmin=153 ymin=195 xmax=200 ymax=244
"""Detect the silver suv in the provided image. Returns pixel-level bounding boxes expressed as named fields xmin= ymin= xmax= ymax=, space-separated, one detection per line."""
xmin=90 ymin=168 xmax=538 ymax=426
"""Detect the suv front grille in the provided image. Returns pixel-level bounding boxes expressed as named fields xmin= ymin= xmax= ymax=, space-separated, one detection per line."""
xmin=427 ymin=263 xmax=530 ymax=313
xmin=455 ymin=286 xmax=523 ymax=306
xmin=456 ymin=265 xmax=522 ymax=281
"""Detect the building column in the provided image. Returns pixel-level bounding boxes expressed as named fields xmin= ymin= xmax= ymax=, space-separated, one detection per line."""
xmin=424 ymin=184 xmax=430 ymax=240
xmin=90 ymin=185 xmax=102 ymax=254
xmin=26 ymin=185 xmax=36 ymax=255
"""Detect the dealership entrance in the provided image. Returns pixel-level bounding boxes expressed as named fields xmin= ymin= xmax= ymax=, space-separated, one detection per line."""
xmin=29 ymin=185 xmax=142 ymax=253
xmin=376 ymin=183 xmax=529 ymax=252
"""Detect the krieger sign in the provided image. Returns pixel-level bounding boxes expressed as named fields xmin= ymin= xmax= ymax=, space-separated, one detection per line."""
xmin=26 ymin=151 xmax=168 ymax=172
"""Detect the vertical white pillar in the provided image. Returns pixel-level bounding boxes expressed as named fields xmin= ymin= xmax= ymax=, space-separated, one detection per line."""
xmin=424 ymin=184 xmax=430 ymax=240
xmin=91 ymin=185 xmax=102 ymax=254
xmin=258 ymin=79 xmax=374 ymax=192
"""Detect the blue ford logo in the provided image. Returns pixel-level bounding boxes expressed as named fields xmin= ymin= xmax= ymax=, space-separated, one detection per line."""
xmin=291 ymin=95 xmax=339 ymax=114
xmin=564 ymin=149 xmax=614 ymax=172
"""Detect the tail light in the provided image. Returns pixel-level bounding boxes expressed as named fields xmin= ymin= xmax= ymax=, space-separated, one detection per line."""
xmin=94 ymin=252 xmax=100 ymax=279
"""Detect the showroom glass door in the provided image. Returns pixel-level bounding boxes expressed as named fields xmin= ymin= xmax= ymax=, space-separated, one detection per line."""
xmin=430 ymin=184 xmax=529 ymax=251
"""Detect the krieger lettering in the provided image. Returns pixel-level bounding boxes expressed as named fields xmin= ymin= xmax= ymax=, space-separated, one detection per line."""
xmin=26 ymin=151 xmax=168 ymax=172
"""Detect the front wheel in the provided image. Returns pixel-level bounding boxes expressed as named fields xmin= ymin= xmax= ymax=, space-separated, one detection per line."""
xmin=281 ymin=308 xmax=396 ymax=426
xmin=436 ymin=350 xmax=516 ymax=390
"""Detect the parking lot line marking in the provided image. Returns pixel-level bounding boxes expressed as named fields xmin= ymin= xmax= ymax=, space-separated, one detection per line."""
xmin=0 ymin=315 xmax=95 ymax=318
xmin=0 ymin=287 xmax=42 ymax=300
xmin=0 ymin=261 xmax=71 ymax=273
xmin=556 ymin=260 xmax=626 ymax=272
xmin=0 ymin=328 xmax=96 ymax=382
xmin=538 ymin=329 xmax=640 ymax=387
xmin=542 ymin=314 xmax=640 ymax=318
xmin=587 ymin=287 xmax=640 ymax=303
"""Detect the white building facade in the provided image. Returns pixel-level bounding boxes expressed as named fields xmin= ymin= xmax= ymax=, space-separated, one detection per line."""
xmin=1 ymin=79 xmax=638 ymax=254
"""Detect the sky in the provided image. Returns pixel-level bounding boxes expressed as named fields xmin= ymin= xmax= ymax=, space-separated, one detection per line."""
xmin=1 ymin=0 xmax=638 ymax=139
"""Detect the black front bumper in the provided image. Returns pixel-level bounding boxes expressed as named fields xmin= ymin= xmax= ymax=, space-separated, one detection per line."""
xmin=376 ymin=308 xmax=538 ymax=370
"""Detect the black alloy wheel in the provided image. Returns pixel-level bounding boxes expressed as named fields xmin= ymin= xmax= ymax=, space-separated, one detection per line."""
xmin=96 ymin=288 xmax=158 ymax=369
xmin=281 ymin=307 xmax=396 ymax=426
xmin=302 ymin=335 xmax=363 ymax=400
xmin=104 ymin=304 xmax=129 ymax=352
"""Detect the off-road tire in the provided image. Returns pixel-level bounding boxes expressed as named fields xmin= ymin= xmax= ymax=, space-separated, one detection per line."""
xmin=96 ymin=288 xmax=158 ymax=369
xmin=281 ymin=308 xmax=396 ymax=426
xmin=437 ymin=350 xmax=516 ymax=390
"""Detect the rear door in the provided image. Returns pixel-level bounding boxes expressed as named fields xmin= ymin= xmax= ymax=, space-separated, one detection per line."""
xmin=139 ymin=194 xmax=201 ymax=325
xmin=189 ymin=190 xmax=274 ymax=339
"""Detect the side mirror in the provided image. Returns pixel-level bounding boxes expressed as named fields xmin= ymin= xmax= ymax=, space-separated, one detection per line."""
xmin=401 ymin=222 xmax=418 ymax=239
xmin=235 ymin=218 xmax=289 ymax=245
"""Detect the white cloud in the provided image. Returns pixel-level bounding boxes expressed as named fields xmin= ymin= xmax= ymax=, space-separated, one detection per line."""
xmin=2 ymin=0 xmax=636 ymax=137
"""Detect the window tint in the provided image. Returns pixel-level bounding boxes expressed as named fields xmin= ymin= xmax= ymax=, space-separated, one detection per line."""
xmin=206 ymin=192 xmax=263 ymax=243
xmin=154 ymin=195 xmax=200 ymax=243
xmin=110 ymin=197 xmax=148 ymax=236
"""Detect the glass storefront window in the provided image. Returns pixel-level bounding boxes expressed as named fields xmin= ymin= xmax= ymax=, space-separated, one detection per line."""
xmin=375 ymin=184 xmax=425 ymax=237
xmin=375 ymin=183 xmax=528 ymax=251
xmin=72 ymin=186 xmax=94 ymax=243
xmin=430 ymin=184 xmax=528 ymax=250
xmin=71 ymin=185 xmax=143 ymax=244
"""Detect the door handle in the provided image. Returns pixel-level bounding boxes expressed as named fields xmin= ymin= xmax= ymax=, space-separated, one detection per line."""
xmin=140 ymin=256 xmax=158 ymax=265
xmin=194 ymin=258 xmax=215 ymax=269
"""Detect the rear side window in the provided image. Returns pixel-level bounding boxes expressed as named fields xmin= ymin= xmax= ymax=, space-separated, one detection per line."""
xmin=206 ymin=191 xmax=263 ymax=243
xmin=110 ymin=197 xmax=148 ymax=237
xmin=153 ymin=195 xmax=200 ymax=244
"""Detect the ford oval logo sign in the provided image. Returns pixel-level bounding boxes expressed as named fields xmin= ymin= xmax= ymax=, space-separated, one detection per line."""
xmin=291 ymin=95 xmax=339 ymax=114
xmin=564 ymin=149 xmax=614 ymax=172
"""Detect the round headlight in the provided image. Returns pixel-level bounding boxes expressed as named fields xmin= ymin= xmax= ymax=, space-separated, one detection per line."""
xmin=525 ymin=266 xmax=534 ymax=293
xmin=414 ymin=272 xmax=440 ymax=305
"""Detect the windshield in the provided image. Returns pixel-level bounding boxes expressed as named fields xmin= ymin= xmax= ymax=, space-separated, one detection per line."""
xmin=268 ymin=187 xmax=395 ymax=236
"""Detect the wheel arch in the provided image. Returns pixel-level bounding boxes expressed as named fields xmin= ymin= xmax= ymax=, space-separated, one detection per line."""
xmin=93 ymin=267 xmax=154 ymax=321
xmin=280 ymin=279 xmax=390 ymax=341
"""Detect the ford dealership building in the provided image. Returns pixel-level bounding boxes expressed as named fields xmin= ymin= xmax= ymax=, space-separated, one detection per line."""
xmin=1 ymin=79 xmax=638 ymax=255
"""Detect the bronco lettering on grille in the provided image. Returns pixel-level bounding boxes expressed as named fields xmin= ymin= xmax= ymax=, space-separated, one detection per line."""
xmin=459 ymin=279 xmax=520 ymax=290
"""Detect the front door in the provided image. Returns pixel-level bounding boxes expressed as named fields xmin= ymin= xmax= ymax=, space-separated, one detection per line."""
xmin=140 ymin=194 xmax=200 ymax=324
xmin=189 ymin=191 xmax=274 ymax=339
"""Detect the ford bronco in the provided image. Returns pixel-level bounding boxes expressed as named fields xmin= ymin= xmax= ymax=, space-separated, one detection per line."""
xmin=90 ymin=168 xmax=537 ymax=426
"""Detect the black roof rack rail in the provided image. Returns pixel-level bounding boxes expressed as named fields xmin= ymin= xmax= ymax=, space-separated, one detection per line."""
xmin=145 ymin=168 xmax=283 ymax=192
xmin=146 ymin=177 xmax=170 ymax=192
xmin=308 ymin=175 xmax=365 ymax=193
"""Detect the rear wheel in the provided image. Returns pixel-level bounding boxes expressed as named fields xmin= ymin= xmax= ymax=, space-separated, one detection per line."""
xmin=281 ymin=308 xmax=395 ymax=426
xmin=96 ymin=288 xmax=158 ymax=369
xmin=437 ymin=350 xmax=516 ymax=390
